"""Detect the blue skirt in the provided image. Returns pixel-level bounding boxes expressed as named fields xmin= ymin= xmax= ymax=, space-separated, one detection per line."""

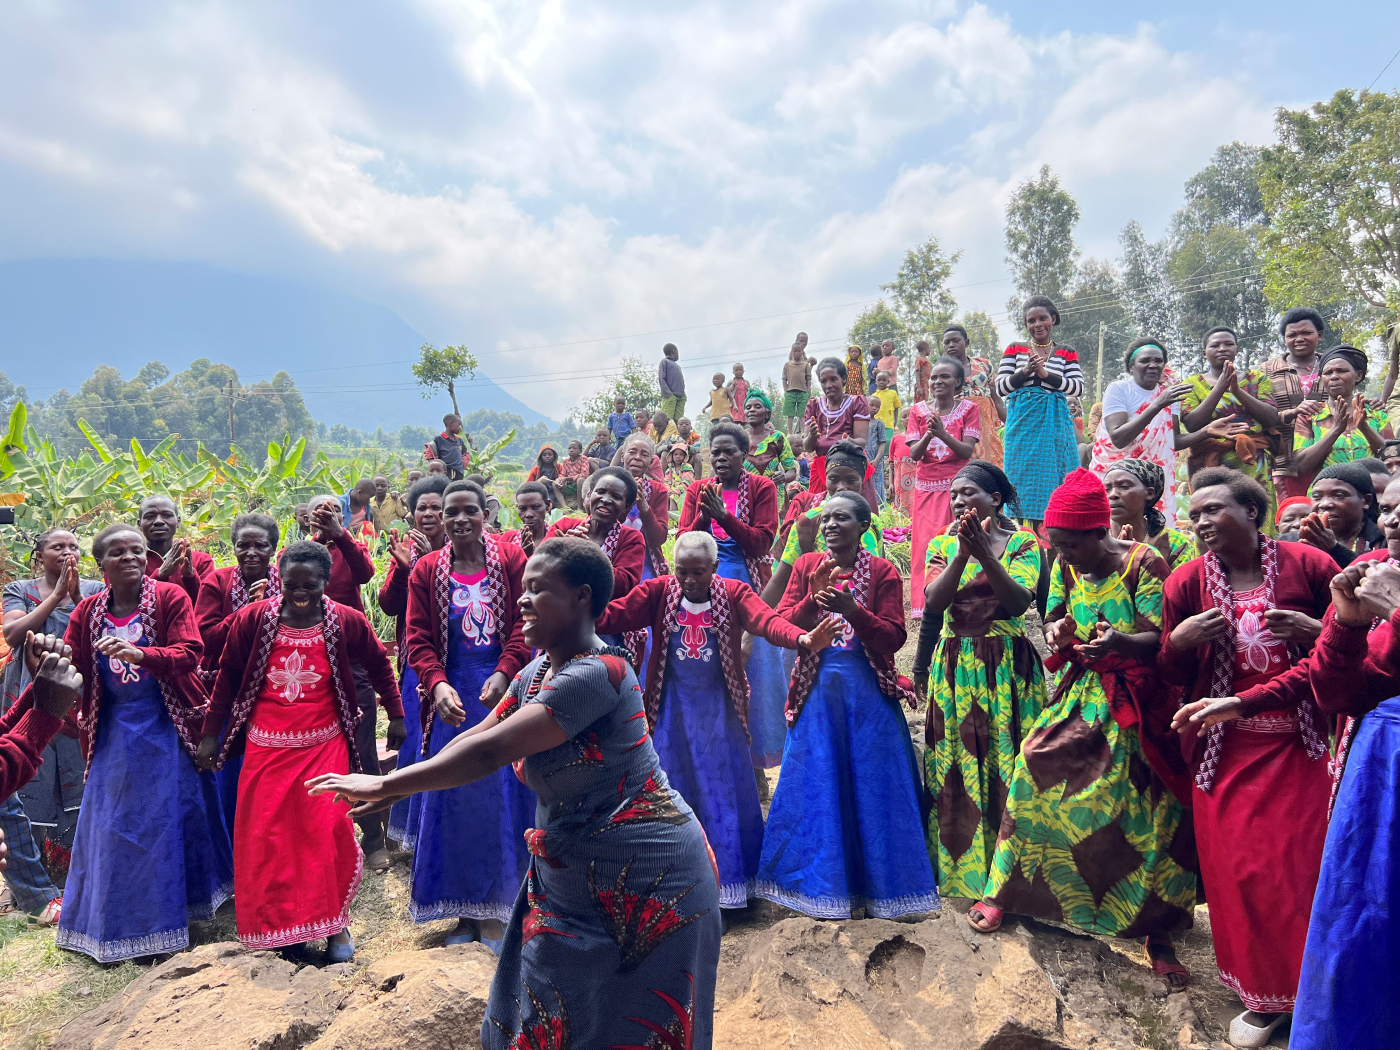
xmin=1291 ymin=697 xmax=1400 ymax=1048
xmin=1002 ymin=385 xmax=1079 ymax=520
xmin=212 ymin=753 xmax=242 ymax=842
xmin=57 ymin=682 xmax=234 ymax=962
xmin=715 ymin=538 xmax=788 ymax=768
xmin=387 ymin=664 xmax=423 ymax=848
xmin=410 ymin=647 xmax=535 ymax=923
xmin=654 ymin=640 xmax=764 ymax=909
xmin=756 ymin=647 xmax=939 ymax=919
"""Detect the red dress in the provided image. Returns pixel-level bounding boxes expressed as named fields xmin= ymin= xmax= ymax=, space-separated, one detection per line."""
xmin=233 ymin=624 xmax=361 ymax=949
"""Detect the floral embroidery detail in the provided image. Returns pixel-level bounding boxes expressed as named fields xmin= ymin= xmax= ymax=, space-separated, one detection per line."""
xmin=608 ymin=974 xmax=696 ymax=1050
xmin=490 ymin=983 xmax=570 ymax=1050
xmin=588 ymin=859 xmax=707 ymax=973
xmin=674 ymin=602 xmax=714 ymax=663
xmin=266 ymin=648 xmax=324 ymax=701
xmin=247 ymin=722 xmax=342 ymax=748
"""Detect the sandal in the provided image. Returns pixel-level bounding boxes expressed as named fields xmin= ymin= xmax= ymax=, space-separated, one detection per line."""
xmin=1228 ymin=1011 xmax=1288 ymax=1048
xmin=1145 ymin=935 xmax=1189 ymax=990
xmin=966 ymin=902 xmax=1003 ymax=933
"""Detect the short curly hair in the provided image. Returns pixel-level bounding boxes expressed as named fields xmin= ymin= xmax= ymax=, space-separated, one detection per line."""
xmin=1190 ymin=466 xmax=1270 ymax=528
xmin=278 ymin=538 xmax=333 ymax=580
xmin=534 ymin=537 xmax=615 ymax=616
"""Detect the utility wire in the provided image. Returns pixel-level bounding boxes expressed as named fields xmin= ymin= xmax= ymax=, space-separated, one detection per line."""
xmin=1368 ymin=45 xmax=1400 ymax=91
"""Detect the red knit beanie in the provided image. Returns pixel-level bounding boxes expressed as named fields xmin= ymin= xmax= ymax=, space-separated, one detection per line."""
xmin=1043 ymin=468 xmax=1111 ymax=530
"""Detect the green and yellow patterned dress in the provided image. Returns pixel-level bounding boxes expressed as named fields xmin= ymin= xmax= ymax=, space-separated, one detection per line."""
xmin=1297 ymin=401 xmax=1392 ymax=470
xmin=1152 ymin=527 xmax=1198 ymax=571
xmin=1182 ymin=369 xmax=1279 ymax=532
xmin=983 ymin=543 xmax=1196 ymax=936
xmin=923 ymin=529 xmax=1047 ymax=900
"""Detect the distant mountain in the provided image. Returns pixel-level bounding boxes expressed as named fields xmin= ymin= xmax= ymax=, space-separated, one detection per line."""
xmin=0 ymin=258 xmax=558 ymax=430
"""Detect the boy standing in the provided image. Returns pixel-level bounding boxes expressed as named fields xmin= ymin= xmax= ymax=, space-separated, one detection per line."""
xmin=870 ymin=371 xmax=902 ymax=444
xmin=877 ymin=339 xmax=900 ymax=386
xmin=865 ymin=395 xmax=888 ymax=507
xmin=724 ymin=363 xmax=749 ymax=414
xmin=658 ymin=343 xmax=686 ymax=421
xmin=430 ymin=414 xmax=472 ymax=480
xmin=607 ymin=396 xmax=639 ymax=447
xmin=782 ymin=343 xmax=813 ymax=434
xmin=913 ymin=340 xmax=932 ymax=403
xmin=707 ymin=373 xmax=732 ymax=424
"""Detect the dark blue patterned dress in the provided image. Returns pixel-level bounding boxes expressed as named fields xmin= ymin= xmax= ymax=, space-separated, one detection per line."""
xmin=483 ymin=649 xmax=722 ymax=1049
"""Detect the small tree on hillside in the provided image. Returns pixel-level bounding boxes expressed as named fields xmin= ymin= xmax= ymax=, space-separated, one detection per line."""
xmin=413 ymin=343 xmax=478 ymax=417
xmin=579 ymin=356 xmax=661 ymax=427
xmin=881 ymin=236 xmax=962 ymax=338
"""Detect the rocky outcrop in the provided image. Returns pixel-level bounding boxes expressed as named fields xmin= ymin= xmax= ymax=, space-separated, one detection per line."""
xmin=52 ymin=909 xmax=1219 ymax=1050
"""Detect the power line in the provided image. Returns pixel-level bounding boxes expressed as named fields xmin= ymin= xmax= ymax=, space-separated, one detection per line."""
xmin=1368 ymin=45 xmax=1400 ymax=91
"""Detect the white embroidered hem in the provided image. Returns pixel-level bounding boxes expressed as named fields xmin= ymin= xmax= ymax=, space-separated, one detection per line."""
xmin=247 ymin=722 xmax=343 ymax=748
xmin=57 ymin=925 xmax=190 ymax=963
xmin=408 ymin=897 xmax=515 ymax=924
xmin=239 ymin=844 xmax=363 ymax=949
xmin=1217 ymin=969 xmax=1297 ymax=1013
xmin=754 ymin=881 xmax=940 ymax=919
xmin=718 ymin=878 xmax=758 ymax=910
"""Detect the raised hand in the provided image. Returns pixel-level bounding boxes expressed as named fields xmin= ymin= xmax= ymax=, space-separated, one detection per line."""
xmin=30 ymin=646 xmax=83 ymax=720
xmin=1116 ymin=523 xmax=1136 ymax=541
xmin=409 ymin=529 xmax=433 ymax=557
xmin=956 ymin=511 xmax=996 ymax=562
xmin=1169 ymin=608 xmax=1228 ymax=649
xmin=814 ymin=585 xmax=858 ymax=618
xmin=1152 ymin=382 xmax=1191 ymax=411
xmin=22 ymin=632 xmax=66 ymax=678
xmin=1073 ymin=620 xmax=1120 ymax=660
xmin=1357 ymin=562 xmax=1400 ymax=622
xmin=62 ymin=556 xmax=81 ymax=603
xmin=1329 ymin=396 xmax=1352 ymax=431
xmin=1297 ymin=511 xmax=1337 ymax=551
xmin=1330 ymin=565 xmax=1371 ymax=627
xmin=247 ymin=578 xmax=269 ymax=602
xmin=388 ymin=528 xmax=414 ymax=570
xmin=699 ymin=482 xmax=727 ymax=520
xmin=798 ymin=616 xmax=842 ymax=651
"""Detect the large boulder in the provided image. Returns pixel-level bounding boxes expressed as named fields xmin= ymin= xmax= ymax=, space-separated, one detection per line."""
xmin=49 ymin=942 xmax=352 ymax=1050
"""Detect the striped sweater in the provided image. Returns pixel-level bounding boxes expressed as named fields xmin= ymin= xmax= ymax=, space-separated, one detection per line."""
xmin=994 ymin=343 xmax=1085 ymax=399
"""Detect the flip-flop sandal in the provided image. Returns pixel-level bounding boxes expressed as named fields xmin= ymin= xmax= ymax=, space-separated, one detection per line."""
xmin=1228 ymin=1011 xmax=1288 ymax=1048
xmin=1149 ymin=957 xmax=1190 ymax=987
xmin=966 ymin=902 xmax=1003 ymax=933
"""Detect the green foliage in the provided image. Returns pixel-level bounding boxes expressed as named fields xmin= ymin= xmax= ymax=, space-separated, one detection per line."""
xmin=1058 ymin=259 xmax=1132 ymax=401
xmin=412 ymin=343 xmax=478 ymax=417
xmin=880 ymin=236 xmax=962 ymax=337
xmin=955 ymin=310 xmax=1001 ymax=358
xmin=1259 ymin=88 xmax=1400 ymax=342
xmin=1004 ymin=164 xmax=1081 ymax=315
xmin=578 ymin=356 xmax=661 ymax=427
xmin=847 ymin=300 xmax=907 ymax=353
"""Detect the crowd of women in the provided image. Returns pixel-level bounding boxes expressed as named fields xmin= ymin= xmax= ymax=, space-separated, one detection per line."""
xmin=0 ymin=293 xmax=1396 ymax=1049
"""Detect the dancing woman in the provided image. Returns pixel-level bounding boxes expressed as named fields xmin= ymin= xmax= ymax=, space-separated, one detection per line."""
xmin=404 ymin=479 xmax=535 ymax=944
xmin=56 ymin=525 xmax=233 ymax=962
xmin=994 ymin=297 xmax=1084 ymax=530
xmin=377 ymin=474 xmax=448 ymax=848
xmin=1103 ymin=459 xmax=1198 ymax=570
xmin=973 ymin=470 xmax=1195 ymax=990
xmin=310 ymin=538 xmax=722 ymax=1048
xmin=757 ymin=492 xmax=938 ymax=919
xmin=678 ymin=422 xmax=787 ymax=769
xmin=196 ymin=541 xmax=400 ymax=961
xmin=1162 ymin=468 xmax=1336 ymax=1044
xmin=914 ymin=462 xmax=1046 ymax=900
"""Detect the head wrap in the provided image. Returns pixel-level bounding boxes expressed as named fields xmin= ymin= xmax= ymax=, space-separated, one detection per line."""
xmin=1319 ymin=344 xmax=1369 ymax=382
xmin=1315 ymin=461 xmax=1381 ymax=542
xmin=953 ymin=460 xmax=1021 ymax=521
xmin=1044 ymin=468 xmax=1111 ymax=531
xmin=744 ymin=388 xmax=773 ymax=413
xmin=1105 ymin=458 xmax=1166 ymax=536
xmin=1274 ymin=495 xmax=1313 ymax=526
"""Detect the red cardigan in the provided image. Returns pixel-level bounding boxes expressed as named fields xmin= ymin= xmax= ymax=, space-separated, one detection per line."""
xmin=595 ymin=574 xmax=807 ymax=729
xmin=543 ymin=518 xmax=646 ymax=599
xmin=321 ymin=531 xmax=376 ymax=613
xmin=0 ymin=685 xmax=67 ymax=800
xmin=62 ymin=579 xmax=208 ymax=776
xmin=202 ymin=598 xmax=401 ymax=769
xmin=1158 ymin=542 xmax=1337 ymax=711
xmin=1232 ymin=548 xmax=1400 ymax=720
xmin=144 ymin=548 xmax=215 ymax=605
xmin=677 ymin=472 xmax=779 ymax=585
xmin=404 ymin=540 xmax=531 ymax=724
xmin=194 ymin=565 xmax=278 ymax=672
xmin=634 ymin=475 xmax=671 ymax=576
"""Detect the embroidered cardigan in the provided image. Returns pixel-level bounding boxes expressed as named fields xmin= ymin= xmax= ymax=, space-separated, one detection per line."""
xmin=144 ymin=547 xmax=216 ymax=605
xmin=201 ymin=597 xmax=401 ymax=769
xmin=62 ymin=578 xmax=207 ymax=777
xmin=677 ymin=471 xmax=779 ymax=586
xmin=542 ymin=517 xmax=646 ymax=598
xmin=594 ymin=574 xmax=808 ymax=731
xmin=403 ymin=541 xmax=531 ymax=716
xmin=194 ymin=564 xmax=280 ymax=673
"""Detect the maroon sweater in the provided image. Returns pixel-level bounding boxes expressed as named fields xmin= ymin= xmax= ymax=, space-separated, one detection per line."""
xmin=144 ymin=547 xmax=215 ymax=605
xmin=677 ymin=472 xmax=779 ymax=585
xmin=202 ymin=598 xmax=401 ymax=769
xmin=595 ymin=574 xmax=808 ymax=729
xmin=320 ymin=531 xmax=376 ymax=614
xmin=404 ymin=541 xmax=531 ymax=715
xmin=0 ymin=686 xmax=66 ymax=799
xmin=62 ymin=579 xmax=207 ymax=776
xmin=193 ymin=565 xmax=272 ymax=673
xmin=543 ymin=518 xmax=647 ymax=599
xmin=1158 ymin=542 xmax=1337 ymax=715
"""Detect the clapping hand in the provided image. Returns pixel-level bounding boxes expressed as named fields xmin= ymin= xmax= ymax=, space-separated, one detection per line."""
xmin=60 ymin=556 xmax=81 ymax=603
xmin=388 ymin=528 xmax=414 ymax=570
xmin=1044 ymin=615 xmax=1077 ymax=651
xmin=954 ymin=510 xmax=996 ymax=562
xmin=27 ymin=634 xmax=83 ymax=720
xmin=1330 ymin=564 xmax=1371 ymax=627
xmin=1357 ymin=562 xmax=1400 ymax=622
xmin=1297 ymin=511 xmax=1337 ymax=551
xmin=798 ymin=616 xmax=841 ymax=651
xmin=95 ymin=634 xmax=143 ymax=666
xmin=698 ymin=482 xmax=728 ymax=521
xmin=156 ymin=538 xmax=192 ymax=581
xmin=1329 ymin=395 xmax=1353 ymax=432
xmin=311 ymin=502 xmax=344 ymax=541
xmin=246 ymin=578 xmax=269 ymax=602
xmin=1152 ymin=383 xmax=1191 ymax=412
xmin=1073 ymin=620 xmax=1121 ymax=660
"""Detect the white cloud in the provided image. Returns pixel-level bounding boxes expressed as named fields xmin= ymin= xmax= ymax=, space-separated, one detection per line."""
xmin=0 ymin=1 xmax=1284 ymax=416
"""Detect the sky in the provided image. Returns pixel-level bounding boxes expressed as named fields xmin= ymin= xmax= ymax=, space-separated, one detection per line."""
xmin=1 ymin=1 xmax=1396 ymax=423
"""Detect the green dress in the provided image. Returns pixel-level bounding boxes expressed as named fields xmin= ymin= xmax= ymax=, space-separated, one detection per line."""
xmin=923 ymin=529 xmax=1047 ymax=899
xmin=1183 ymin=370 xmax=1278 ymax=532
xmin=1154 ymin=527 xmax=1198 ymax=571
xmin=1297 ymin=401 xmax=1391 ymax=469
xmin=983 ymin=544 xmax=1195 ymax=936
xmin=752 ymin=430 xmax=796 ymax=507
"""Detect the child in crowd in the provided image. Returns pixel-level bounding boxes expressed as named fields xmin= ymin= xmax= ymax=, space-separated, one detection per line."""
xmin=782 ymin=343 xmax=813 ymax=435
xmin=585 ymin=427 xmax=616 ymax=465
xmin=725 ymin=364 xmax=749 ymax=414
xmin=866 ymin=395 xmax=888 ymax=507
xmin=607 ymin=396 xmax=639 ymax=448
xmin=871 ymin=371 xmax=901 ymax=439
xmin=708 ymin=373 xmax=732 ymax=423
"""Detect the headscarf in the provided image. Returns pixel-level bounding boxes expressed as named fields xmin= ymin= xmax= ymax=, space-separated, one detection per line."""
xmin=1105 ymin=457 xmax=1167 ymax=536
xmin=953 ymin=460 xmax=1021 ymax=523
xmin=1275 ymin=495 xmax=1313 ymax=526
xmin=1318 ymin=344 xmax=1369 ymax=381
xmin=527 ymin=444 xmax=559 ymax=482
xmin=744 ymin=388 xmax=773 ymax=414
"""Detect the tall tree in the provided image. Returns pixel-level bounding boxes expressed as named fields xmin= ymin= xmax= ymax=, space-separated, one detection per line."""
xmin=1120 ymin=221 xmax=1185 ymax=365
xmin=880 ymin=236 xmax=962 ymax=338
xmin=1058 ymin=259 xmax=1132 ymax=402
xmin=412 ymin=343 xmax=478 ymax=417
xmin=1004 ymin=165 xmax=1081 ymax=316
xmin=1259 ymin=88 xmax=1400 ymax=342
